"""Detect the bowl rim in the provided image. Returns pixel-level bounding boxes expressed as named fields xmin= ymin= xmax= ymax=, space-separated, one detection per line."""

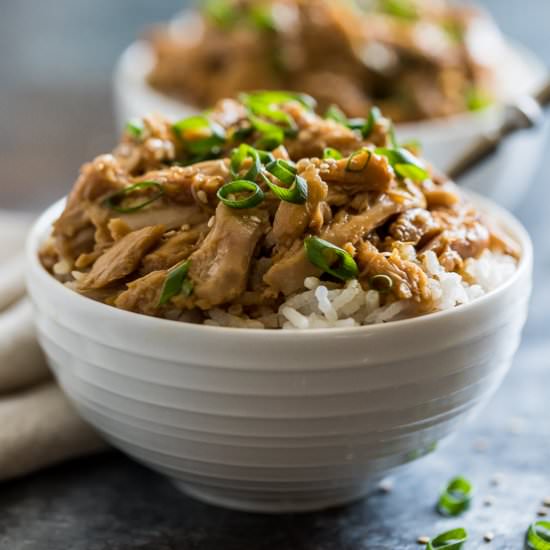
xmin=114 ymin=32 xmax=549 ymax=135
xmin=26 ymin=190 xmax=533 ymax=339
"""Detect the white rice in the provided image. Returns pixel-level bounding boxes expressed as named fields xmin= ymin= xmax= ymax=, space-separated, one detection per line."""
xmin=278 ymin=250 xmax=517 ymax=330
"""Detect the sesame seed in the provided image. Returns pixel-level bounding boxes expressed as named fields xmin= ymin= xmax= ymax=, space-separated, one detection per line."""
xmin=250 ymin=216 xmax=261 ymax=223
xmin=377 ymin=478 xmax=394 ymax=493
xmin=207 ymin=216 xmax=215 ymax=228
xmin=417 ymin=536 xmax=430 ymax=545
xmin=490 ymin=473 xmax=504 ymax=487
xmin=484 ymin=532 xmax=495 ymax=543
xmin=473 ymin=437 xmax=489 ymax=452
xmin=53 ymin=260 xmax=71 ymax=276
xmin=180 ymin=224 xmax=190 ymax=232
xmin=197 ymin=189 xmax=208 ymax=204
xmin=537 ymin=508 xmax=548 ymax=517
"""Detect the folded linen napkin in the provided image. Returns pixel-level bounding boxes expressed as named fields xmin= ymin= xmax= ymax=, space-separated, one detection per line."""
xmin=0 ymin=210 xmax=106 ymax=482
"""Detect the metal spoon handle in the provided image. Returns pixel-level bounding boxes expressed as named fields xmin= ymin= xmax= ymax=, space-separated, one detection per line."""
xmin=448 ymin=78 xmax=550 ymax=181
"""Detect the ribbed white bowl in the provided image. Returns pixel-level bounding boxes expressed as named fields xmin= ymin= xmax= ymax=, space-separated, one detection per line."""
xmin=113 ymin=38 xmax=549 ymax=210
xmin=26 ymin=194 xmax=532 ymax=512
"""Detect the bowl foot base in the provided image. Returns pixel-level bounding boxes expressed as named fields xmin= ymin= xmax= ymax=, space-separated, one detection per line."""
xmin=173 ymin=481 xmax=373 ymax=514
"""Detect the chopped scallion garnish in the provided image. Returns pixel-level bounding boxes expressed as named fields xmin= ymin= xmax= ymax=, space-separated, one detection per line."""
xmin=126 ymin=118 xmax=145 ymax=140
xmin=323 ymin=147 xmax=343 ymax=160
xmin=345 ymin=148 xmax=373 ymax=172
xmin=466 ymin=86 xmax=493 ymax=112
xmin=263 ymin=159 xmax=308 ymax=204
xmin=204 ymin=0 xmax=237 ymax=27
xmin=380 ymin=0 xmax=418 ymax=20
xmin=325 ymin=104 xmax=349 ymax=125
xmin=526 ymin=521 xmax=550 ymax=550
xmin=217 ymin=180 xmax=265 ymax=209
xmin=230 ymin=143 xmax=274 ymax=180
xmin=361 ymin=106 xmax=382 ymax=139
xmin=304 ymin=237 xmax=359 ymax=281
xmin=104 ymin=181 xmax=164 ymax=214
xmin=375 ymin=147 xmax=429 ymax=181
xmin=437 ymin=476 xmax=473 ymax=517
xmin=241 ymin=91 xmax=316 ymax=111
xmin=172 ymin=115 xmax=226 ymax=160
xmin=159 ymin=260 xmax=192 ymax=306
xmin=369 ymin=274 xmax=393 ymax=293
xmin=426 ymin=528 xmax=468 ymax=550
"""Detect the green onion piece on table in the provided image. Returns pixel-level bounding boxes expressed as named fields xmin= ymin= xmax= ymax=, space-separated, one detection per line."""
xmin=426 ymin=528 xmax=468 ymax=550
xmin=159 ymin=260 xmax=192 ymax=306
xmin=304 ymin=237 xmax=359 ymax=281
xmin=437 ymin=476 xmax=473 ymax=516
xmin=104 ymin=181 xmax=164 ymax=214
xmin=217 ymin=180 xmax=265 ymax=209
xmin=526 ymin=521 xmax=550 ymax=550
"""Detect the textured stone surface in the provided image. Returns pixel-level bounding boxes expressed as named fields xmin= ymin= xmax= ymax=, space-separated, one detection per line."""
xmin=0 ymin=0 xmax=549 ymax=548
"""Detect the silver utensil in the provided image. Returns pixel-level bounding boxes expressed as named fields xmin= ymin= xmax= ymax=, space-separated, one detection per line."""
xmin=448 ymin=79 xmax=550 ymax=181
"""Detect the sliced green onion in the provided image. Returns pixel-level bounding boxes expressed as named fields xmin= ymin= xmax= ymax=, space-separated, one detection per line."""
xmin=104 ymin=181 xmax=164 ymax=214
xmin=426 ymin=528 xmax=468 ymax=550
xmin=323 ymin=147 xmax=343 ymax=160
xmin=241 ymin=91 xmax=317 ymax=111
xmin=159 ymin=260 xmax=192 ymax=306
xmin=526 ymin=521 xmax=550 ymax=550
xmin=248 ymin=5 xmax=276 ymax=31
xmin=380 ymin=0 xmax=418 ymax=20
xmin=304 ymin=237 xmax=359 ymax=281
xmin=362 ymin=106 xmax=382 ymax=139
xmin=325 ymin=104 xmax=349 ymax=125
xmin=204 ymin=0 xmax=237 ymax=27
xmin=466 ymin=86 xmax=493 ymax=112
xmin=389 ymin=122 xmax=399 ymax=148
xmin=126 ymin=118 xmax=145 ymax=140
xmin=347 ymin=117 xmax=367 ymax=131
xmin=375 ymin=147 xmax=429 ymax=181
xmin=172 ymin=115 xmax=226 ymax=159
xmin=230 ymin=143 xmax=274 ymax=180
xmin=437 ymin=476 xmax=473 ymax=517
xmin=346 ymin=148 xmax=373 ymax=172
xmin=249 ymin=114 xmax=286 ymax=149
xmin=240 ymin=91 xmax=316 ymax=149
xmin=369 ymin=274 xmax=393 ymax=293
xmin=217 ymin=180 xmax=265 ymax=209
xmin=263 ymin=160 xmax=308 ymax=204
xmin=401 ymin=138 xmax=422 ymax=155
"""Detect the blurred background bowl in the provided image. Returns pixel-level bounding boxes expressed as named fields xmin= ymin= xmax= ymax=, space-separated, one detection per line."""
xmin=26 ymin=192 xmax=532 ymax=513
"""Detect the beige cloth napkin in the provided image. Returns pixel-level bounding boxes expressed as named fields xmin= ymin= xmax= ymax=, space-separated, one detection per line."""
xmin=0 ymin=210 xmax=106 ymax=482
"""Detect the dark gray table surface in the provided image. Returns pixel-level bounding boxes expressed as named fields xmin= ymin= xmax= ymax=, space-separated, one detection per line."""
xmin=0 ymin=1 xmax=549 ymax=549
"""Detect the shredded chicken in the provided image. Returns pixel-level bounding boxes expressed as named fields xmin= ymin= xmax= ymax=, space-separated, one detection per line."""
xmin=146 ymin=0 xmax=503 ymax=122
xmin=42 ymin=94 xmax=513 ymax=326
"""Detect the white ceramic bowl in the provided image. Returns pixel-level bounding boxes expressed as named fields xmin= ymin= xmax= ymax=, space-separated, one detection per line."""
xmin=113 ymin=38 xmax=549 ymax=209
xmin=26 ymin=193 xmax=532 ymax=513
